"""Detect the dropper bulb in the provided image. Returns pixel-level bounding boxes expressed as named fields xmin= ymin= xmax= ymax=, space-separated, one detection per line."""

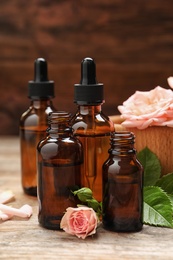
xmin=74 ymin=57 xmax=104 ymax=105
xmin=28 ymin=57 xmax=54 ymax=99
xmin=80 ymin=57 xmax=97 ymax=85
xmin=34 ymin=58 xmax=48 ymax=82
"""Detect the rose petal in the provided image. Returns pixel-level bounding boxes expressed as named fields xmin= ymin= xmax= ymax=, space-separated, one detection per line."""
xmin=167 ymin=77 xmax=173 ymax=89
xmin=162 ymin=119 xmax=173 ymax=127
xmin=0 ymin=190 xmax=15 ymax=204
xmin=0 ymin=210 xmax=13 ymax=221
xmin=0 ymin=204 xmax=32 ymax=218
xmin=19 ymin=205 xmax=33 ymax=218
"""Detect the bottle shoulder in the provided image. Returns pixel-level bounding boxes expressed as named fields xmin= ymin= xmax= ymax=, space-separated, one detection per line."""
xmin=71 ymin=111 xmax=114 ymax=135
xmin=20 ymin=105 xmax=55 ymax=128
xmin=37 ymin=136 xmax=83 ymax=159
xmin=38 ymin=136 xmax=82 ymax=149
xmin=103 ymin=155 xmax=143 ymax=173
xmin=21 ymin=104 xmax=55 ymax=118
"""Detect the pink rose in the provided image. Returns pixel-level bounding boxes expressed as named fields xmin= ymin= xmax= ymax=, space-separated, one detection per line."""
xmin=118 ymin=86 xmax=173 ymax=129
xmin=60 ymin=207 xmax=98 ymax=239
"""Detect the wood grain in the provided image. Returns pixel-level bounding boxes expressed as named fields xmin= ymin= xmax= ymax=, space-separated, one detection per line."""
xmin=0 ymin=0 xmax=173 ymax=134
xmin=1 ymin=137 xmax=173 ymax=259
xmin=110 ymin=115 xmax=173 ymax=175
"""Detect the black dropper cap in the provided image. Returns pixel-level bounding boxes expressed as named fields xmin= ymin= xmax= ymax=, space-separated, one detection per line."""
xmin=28 ymin=58 xmax=54 ymax=99
xmin=74 ymin=57 xmax=104 ymax=105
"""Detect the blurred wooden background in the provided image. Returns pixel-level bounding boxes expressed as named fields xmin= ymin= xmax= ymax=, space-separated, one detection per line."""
xmin=0 ymin=0 xmax=173 ymax=135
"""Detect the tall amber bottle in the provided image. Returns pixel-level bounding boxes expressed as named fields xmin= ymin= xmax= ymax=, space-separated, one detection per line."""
xmin=37 ymin=111 xmax=83 ymax=230
xmin=71 ymin=57 xmax=114 ymax=202
xmin=20 ymin=58 xmax=56 ymax=196
xmin=102 ymin=131 xmax=143 ymax=232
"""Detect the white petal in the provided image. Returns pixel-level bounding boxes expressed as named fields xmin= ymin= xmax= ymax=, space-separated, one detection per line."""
xmin=0 ymin=204 xmax=32 ymax=218
xmin=0 ymin=190 xmax=15 ymax=204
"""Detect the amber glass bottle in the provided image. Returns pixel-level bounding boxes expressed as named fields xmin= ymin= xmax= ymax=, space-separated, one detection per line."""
xmin=37 ymin=111 xmax=83 ymax=230
xmin=71 ymin=57 xmax=114 ymax=202
xmin=20 ymin=58 xmax=56 ymax=196
xmin=102 ymin=131 xmax=143 ymax=232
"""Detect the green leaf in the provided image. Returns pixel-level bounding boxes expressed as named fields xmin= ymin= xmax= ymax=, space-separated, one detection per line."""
xmin=155 ymin=173 xmax=173 ymax=195
xmin=168 ymin=195 xmax=173 ymax=208
xmin=86 ymin=199 xmax=100 ymax=211
xmin=72 ymin=187 xmax=93 ymax=202
xmin=143 ymin=186 xmax=173 ymax=228
xmin=137 ymin=147 xmax=161 ymax=186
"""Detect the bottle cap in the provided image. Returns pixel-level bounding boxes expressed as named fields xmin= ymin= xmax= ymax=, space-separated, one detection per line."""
xmin=74 ymin=57 xmax=104 ymax=105
xmin=28 ymin=58 xmax=54 ymax=99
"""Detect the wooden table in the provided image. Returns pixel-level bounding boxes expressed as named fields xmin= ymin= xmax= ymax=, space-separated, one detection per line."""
xmin=0 ymin=137 xmax=173 ymax=260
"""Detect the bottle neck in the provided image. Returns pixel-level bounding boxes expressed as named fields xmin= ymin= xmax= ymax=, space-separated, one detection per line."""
xmin=48 ymin=111 xmax=72 ymax=137
xmin=109 ymin=131 xmax=136 ymax=156
xmin=78 ymin=104 xmax=102 ymax=115
xmin=30 ymin=99 xmax=53 ymax=109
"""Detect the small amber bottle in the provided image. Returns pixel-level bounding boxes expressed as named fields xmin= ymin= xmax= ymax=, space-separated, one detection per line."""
xmin=37 ymin=111 xmax=83 ymax=230
xmin=71 ymin=57 xmax=114 ymax=202
xmin=20 ymin=58 xmax=56 ymax=196
xmin=102 ymin=131 xmax=143 ymax=232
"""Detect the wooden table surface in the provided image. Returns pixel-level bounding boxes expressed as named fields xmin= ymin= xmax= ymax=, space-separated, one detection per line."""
xmin=0 ymin=136 xmax=173 ymax=260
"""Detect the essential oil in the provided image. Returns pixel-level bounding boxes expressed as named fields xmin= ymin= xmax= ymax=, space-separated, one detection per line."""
xmin=20 ymin=58 xmax=55 ymax=196
xmin=71 ymin=58 xmax=114 ymax=202
xmin=37 ymin=112 xmax=83 ymax=230
xmin=102 ymin=131 xmax=143 ymax=232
